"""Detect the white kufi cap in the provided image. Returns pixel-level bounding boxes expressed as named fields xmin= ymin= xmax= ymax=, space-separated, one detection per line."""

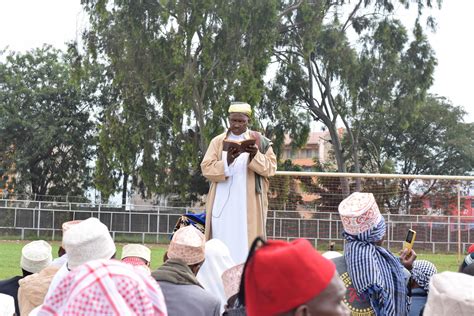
xmin=121 ymin=244 xmax=151 ymax=263
xmin=63 ymin=217 xmax=116 ymax=269
xmin=20 ymin=240 xmax=52 ymax=273
xmin=424 ymin=271 xmax=474 ymax=315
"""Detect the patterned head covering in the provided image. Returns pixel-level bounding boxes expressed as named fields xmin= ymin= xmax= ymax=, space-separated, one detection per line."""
xmin=338 ymin=192 xmax=382 ymax=235
xmin=167 ymin=226 xmax=205 ymax=265
xmin=228 ymin=102 xmax=252 ymax=117
xmin=222 ymin=263 xmax=244 ymax=299
xmin=342 ymin=217 xmax=408 ymax=316
xmin=37 ymin=259 xmax=167 ymax=316
xmin=411 ymin=260 xmax=437 ymax=291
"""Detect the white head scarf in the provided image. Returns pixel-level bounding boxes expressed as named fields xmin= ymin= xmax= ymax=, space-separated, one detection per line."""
xmin=196 ymin=239 xmax=236 ymax=313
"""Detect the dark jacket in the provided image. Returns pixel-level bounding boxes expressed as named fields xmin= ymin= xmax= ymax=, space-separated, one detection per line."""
xmin=409 ymin=288 xmax=428 ymax=316
xmin=0 ymin=275 xmax=23 ymax=315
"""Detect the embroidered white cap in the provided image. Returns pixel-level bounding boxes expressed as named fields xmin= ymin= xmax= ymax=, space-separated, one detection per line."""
xmin=167 ymin=226 xmax=205 ymax=265
xmin=63 ymin=217 xmax=116 ymax=269
xmin=338 ymin=192 xmax=382 ymax=235
xmin=424 ymin=271 xmax=474 ymax=315
xmin=121 ymin=244 xmax=151 ymax=263
xmin=20 ymin=240 xmax=53 ymax=273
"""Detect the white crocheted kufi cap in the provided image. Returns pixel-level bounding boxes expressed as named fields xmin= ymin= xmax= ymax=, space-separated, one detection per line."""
xmin=121 ymin=244 xmax=151 ymax=263
xmin=338 ymin=192 xmax=382 ymax=235
xmin=424 ymin=271 xmax=474 ymax=315
xmin=167 ymin=226 xmax=205 ymax=265
xmin=20 ymin=240 xmax=52 ymax=273
xmin=63 ymin=217 xmax=116 ymax=269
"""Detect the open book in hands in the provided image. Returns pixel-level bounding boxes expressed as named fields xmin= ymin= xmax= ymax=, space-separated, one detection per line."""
xmin=223 ymin=138 xmax=256 ymax=153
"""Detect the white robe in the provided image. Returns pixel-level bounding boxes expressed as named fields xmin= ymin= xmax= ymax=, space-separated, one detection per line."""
xmin=211 ymin=132 xmax=249 ymax=264
xmin=196 ymin=239 xmax=236 ymax=314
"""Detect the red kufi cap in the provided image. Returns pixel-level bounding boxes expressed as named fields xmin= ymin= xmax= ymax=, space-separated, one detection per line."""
xmin=244 ymin=239 xmax=336 ymax=316
xmin=468 ymin=244 xmax=474 ymax=254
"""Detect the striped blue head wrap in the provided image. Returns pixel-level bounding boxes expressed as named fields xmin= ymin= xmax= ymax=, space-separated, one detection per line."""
xmin=343 ymin=218 xmax=408 ymax=316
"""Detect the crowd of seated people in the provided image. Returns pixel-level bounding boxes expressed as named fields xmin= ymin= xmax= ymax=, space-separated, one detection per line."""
xmin=1 ymin=193 xmax=474 ymax=315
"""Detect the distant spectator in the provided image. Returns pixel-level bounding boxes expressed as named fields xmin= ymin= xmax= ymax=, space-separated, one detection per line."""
xmin=152 ymin=226 xmax=220 ymax=316
xmin=222 ymin=263 xmax=245 ymax=316
xmin=121 ymin=244 xmax=152 ymax=275
xmin=45 ymin=217 xmax=116 ymax=299
xmin=467 ymin=244 xmax=474 ymax=254
xmin=461 ymin=263 xmax=474 ymax=276
xmin=242 ymin=237 xmax=349 ymax=316
xmin=197 ymin=239 xmax=235 ymax=313
xmin=37 ymin=259 xmax=167 ymax=315
xmin=458 ymin=252 xmax=474 ymax=272
xmin=0 ymin=293 xmax=15 ymax=316
xmin=424 ymin=271 xmax=474 ymax=315
xmin=338 ymin=192 xmax=416 ymax=316
xmin=0 ymin=240 xmax=52 ymax=315
xmin=408 ymin=260 xmax=437 ymax=316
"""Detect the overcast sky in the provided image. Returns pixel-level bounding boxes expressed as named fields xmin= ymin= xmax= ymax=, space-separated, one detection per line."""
xmin=1 ymin=0 xmax=473 ymax=122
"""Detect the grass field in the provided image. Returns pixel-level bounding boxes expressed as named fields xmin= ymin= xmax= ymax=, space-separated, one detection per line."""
xmin=0 ymin=240 xmax=168 ymax=279
xmin=0 ymin=240 xmax=463 ymax=279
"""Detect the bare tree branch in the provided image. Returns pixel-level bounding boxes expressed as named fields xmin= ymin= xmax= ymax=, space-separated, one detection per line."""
xmin=278 ymin=0 xmax=304 ymax=19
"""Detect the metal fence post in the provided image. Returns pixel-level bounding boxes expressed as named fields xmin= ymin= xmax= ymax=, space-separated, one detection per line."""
xmin=37 ymin=208 xmax=41 ymax=238
xmin=329 ymin=213 xmax=332 ymax=240
xmin=52 ymin=209 xmax=55 ymax=241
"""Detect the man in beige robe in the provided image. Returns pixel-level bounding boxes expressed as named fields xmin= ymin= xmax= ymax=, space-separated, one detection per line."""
xmin=201 ymin=102 xmax=277 ymax=263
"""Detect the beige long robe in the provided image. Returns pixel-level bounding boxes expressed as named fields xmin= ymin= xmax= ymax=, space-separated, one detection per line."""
xmin=201 ymin=131 xmax=277 ymax=247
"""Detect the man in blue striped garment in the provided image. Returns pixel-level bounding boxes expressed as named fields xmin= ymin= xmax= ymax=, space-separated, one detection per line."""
xmin=338 ymin=192 xmax=416 ymax=316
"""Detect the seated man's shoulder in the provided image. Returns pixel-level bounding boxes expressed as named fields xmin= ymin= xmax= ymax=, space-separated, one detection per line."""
xmin=0 ymin=276 xmax=22 ymax=287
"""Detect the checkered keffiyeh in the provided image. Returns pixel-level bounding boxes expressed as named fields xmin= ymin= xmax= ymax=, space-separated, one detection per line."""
xmin=37 ymin=259 xmax=167 ymax=316
xmin=343 ymin=218 xmax=408 ymax=316
xmin=411 ymin=260 xmax=437 ymax=291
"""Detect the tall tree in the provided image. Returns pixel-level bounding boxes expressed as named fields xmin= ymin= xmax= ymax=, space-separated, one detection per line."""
xmin=265 ymin=0 xmax=440 ymax=195
xmin=82 ymin=0 xmax=283 ymax=201
xmin=358 ymin=95 xmax=474 ymax=213
xmin=0 ymin=45 xmax=95 ymax=197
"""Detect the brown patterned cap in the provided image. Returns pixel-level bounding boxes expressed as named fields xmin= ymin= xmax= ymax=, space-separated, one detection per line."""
xmin=222 ymin=263 xmax=244 ymax=299
xmin=167 ymin=226 xmax=205 ymax=265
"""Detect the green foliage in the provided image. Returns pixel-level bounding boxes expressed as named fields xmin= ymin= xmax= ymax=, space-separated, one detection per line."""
xmin=265 ymin=0 xmax=441 ymax=195
xmin=0 ymin=46 xmax=95 ymax=196
xmin=82 ymin=0 xmax=282 ymax=200
xmin=268 ymin=159 xmax=303 ymax=210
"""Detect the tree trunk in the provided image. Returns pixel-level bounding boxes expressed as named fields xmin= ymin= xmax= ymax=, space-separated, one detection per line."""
xmin=122 ymin=173 xmax=129 ymax=210
xmin=351 ymin=140 xmax=362 ymax=191
xmin=327 ymin=126 xmax=350 ymax=196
